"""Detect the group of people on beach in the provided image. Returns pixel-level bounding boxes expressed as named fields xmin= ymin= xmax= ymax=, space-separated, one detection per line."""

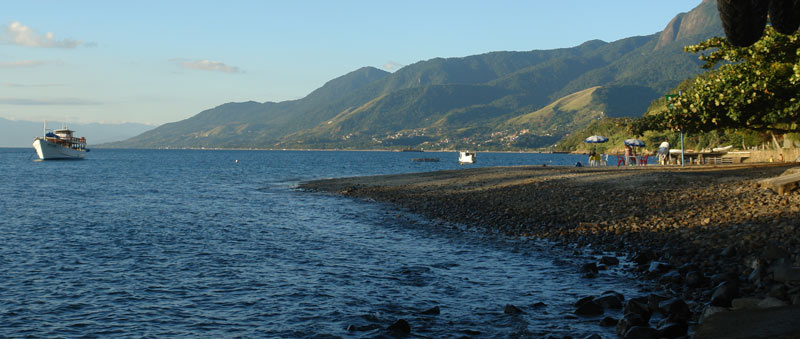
xmin=585 ymin=138 xmax=671 ymax=167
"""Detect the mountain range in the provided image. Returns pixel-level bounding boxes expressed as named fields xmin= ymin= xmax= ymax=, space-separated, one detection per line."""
xmin=106 ymin=0 xmax=722 ymax=150
xmin=0 ymin=118 xmax=155 ymax=148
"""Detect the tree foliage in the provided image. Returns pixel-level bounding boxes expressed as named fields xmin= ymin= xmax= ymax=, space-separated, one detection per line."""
xmin=634 ymin=26 xmax=800 ymax=135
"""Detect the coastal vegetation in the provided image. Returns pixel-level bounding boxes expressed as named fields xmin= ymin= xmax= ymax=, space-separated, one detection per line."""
xmin=634 ymin=26 xmax=800 ymax=135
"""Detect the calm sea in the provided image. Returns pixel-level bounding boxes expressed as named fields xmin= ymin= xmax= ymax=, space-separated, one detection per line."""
xmin=0 ymin=148 xmax=641 ymax=338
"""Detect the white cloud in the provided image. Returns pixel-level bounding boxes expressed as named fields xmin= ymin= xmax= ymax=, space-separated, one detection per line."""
xmin=3 ymin=21 xmax=84 ymax=48
xmin=175 ymin=59 xmax=241 ymax=73
xmin=0 ymin=60 xmax=47 ymax=68
xmin=2 ymin=82 xmax=62 ymax=87
xmin=0 ymin=97 xmax=99 ymax=105
xmin=383 ymin=61 xmax=405 ymax=72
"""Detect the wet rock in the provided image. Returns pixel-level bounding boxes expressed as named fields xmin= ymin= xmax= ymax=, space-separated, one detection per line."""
xmin=710 ymin=272 xmax=737 ymax=286
xmin=595 ymin=294 xmax=623 ymax=309
xmin=685 ymin=270 xmax=706 ymax=287
xmin=575 ymin=296 xmax=595 ymax=307
xmin=583 ymin=334 xmax=602 ymax=339
xmin=347 ymin=324 xmax=382 ymax=331
xmin=632 ymin=250 xmax=655 ymax=266
xmin=624 ymin=299 xmax=652 ymax=322
xmin=575 ymin=300 xmax=604 ymax=316
xmin=387 ymin=319 xmax=411 ymax=334
xmin=657 ymin=321 xmax=688 ymax=338
xmin=646 ymin=294 xmax=668 ymax=315
xmin=532 ymin=301 xmax=547 ymax=308
xmin=710 ymin=281 xmax=739 ymax=307
xmin=658 ymin=298 xmax=691 ymax=322
xmin=648 ymin=261 xmax=672 ymax=274
xmin=616 ymin=313 xmax=647 ymax=336
xmin=602 ymin=290 xmax=625 ymax=301
xmin=599 ymin=256 xmax=620 ymax=266
xmin=599 ymin=316 xmax=618 ymax=327
xmin=659 ymin=270 xmax=682 ymax=284
xmin=420 ymin=306 xmax=440 ymax=315
xmin=580 ymin=262 xmax=599 ymax=274
xmin=461 ymin=329 xmax=481 ymax=336
xmin=624 ymin=325 xmax=659 ymax=339
xmin=504 ymin=304 xmax=524 ymax=314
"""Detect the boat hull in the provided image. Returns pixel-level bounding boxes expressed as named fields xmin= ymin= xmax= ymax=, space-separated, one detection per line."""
xmin=458 ymin=152 xmax=476 ymax=164
xmin=33 ymin=139 xmax=86 ymax=160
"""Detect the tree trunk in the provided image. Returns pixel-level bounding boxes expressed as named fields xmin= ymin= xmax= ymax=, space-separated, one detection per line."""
xmin=771 ymin=133 xmax=782 ymax=149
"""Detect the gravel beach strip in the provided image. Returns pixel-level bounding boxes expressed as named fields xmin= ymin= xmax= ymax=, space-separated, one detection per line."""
xmin=300 ymin=163 xmax=800 ymax=337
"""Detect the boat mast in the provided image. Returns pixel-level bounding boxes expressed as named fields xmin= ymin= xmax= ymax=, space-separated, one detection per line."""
xmin=43 ymin=120 xmax=46 ymax=138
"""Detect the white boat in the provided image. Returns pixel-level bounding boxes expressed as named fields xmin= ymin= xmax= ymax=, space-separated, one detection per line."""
xmin=458 ymin=151 xmax=476 ymax=164
xmin=712 ymin=145 xmax=733 ymax=152
xmin=32 ymin=122 xmax=88 ymax=160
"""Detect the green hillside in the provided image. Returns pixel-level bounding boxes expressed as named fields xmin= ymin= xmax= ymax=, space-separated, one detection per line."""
xmin=105 ymin=0 xmax=724 ymax=150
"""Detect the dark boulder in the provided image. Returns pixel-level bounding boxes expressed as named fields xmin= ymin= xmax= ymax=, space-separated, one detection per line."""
xmin=347 ymin=324 xmax=382 ymax=331
xmin=595 ymin=294 xmax=623 ymax=309
xmin=581 ymin=262 xmax=599 ymax=274
xmin=632 ymin=250 xmax=655 ymax=266
xmin=648 ymin=261 xmax=672 ymax=274
xmin=657 ymin=321 xmax=688 ymax=338
xmin=616 ymin=313 xmax=647 ymax=337
xmin=504 ymin=304 xmax=524 ymax=314
xmin=575 ymin=300 xmax=604 ymax=316
xmin=658 ymin=298 xmax=691 ymax=322
xmin=624 ymin=299 xmax=652 ymax=322
xmin=600 ymin=316 xmax=618 ymax=327
xmin=624 ymin=326 xmax=659 ymax=339
xmin=710 ymin=281 xmax=740 ymax=307
xmin=646 ymin=294 xmax=668 ymax=315
xmin=387 ymin=319 xmax=411 ymax=334
xmin=599 ymin=256 xmax=620 ymax=266
xmin=420 ymin=306 xmax=440 ymax=315
xmin=575 ymin=296 xmax=595 ymax=307
xmin=685 ymin=270 xmax=706 ymax=287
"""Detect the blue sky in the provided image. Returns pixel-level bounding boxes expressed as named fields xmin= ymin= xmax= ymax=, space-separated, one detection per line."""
xmin=2 ymin=0 xmax=704 ymax=126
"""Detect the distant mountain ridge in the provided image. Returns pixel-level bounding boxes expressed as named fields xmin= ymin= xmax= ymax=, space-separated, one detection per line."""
xmin=107 ymin=0 xmax=722 ymax=150
xmin=0 ymin=118 xmax=155 ymax=147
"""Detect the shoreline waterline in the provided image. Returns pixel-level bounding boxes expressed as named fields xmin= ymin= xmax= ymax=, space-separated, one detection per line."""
xmin=301 ymin=163 xmax=800 ymax=337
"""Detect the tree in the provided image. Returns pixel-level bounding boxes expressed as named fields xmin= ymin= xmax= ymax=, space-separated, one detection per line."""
xmin=717 ymin=0 xmax=800 ymax=47
xmin=634 ymin=26 xmax=800 ymax=135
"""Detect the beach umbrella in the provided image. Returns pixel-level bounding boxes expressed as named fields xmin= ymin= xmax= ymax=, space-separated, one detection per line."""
xmin=624 ymin=138 xmax=645 ymax=147
xmin=584 ymin=135 xmax=609 ymax=143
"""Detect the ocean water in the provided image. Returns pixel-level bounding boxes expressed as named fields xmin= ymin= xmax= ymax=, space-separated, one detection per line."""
xmin=1 ymin=148 xmax=641 ymax=338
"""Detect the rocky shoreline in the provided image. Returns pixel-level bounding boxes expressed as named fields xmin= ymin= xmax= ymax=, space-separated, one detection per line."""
xmin=300 ymin=163 xmax=800 ymax=338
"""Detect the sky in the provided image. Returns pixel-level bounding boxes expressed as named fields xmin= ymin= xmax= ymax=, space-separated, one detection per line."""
xmin=1 ymin=0 xmax=705 ymax=126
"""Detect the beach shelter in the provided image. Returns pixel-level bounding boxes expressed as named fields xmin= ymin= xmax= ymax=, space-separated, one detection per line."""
xmin=624 ymin=138 xmax=645 ymax=147
xmin=584 ymin=135 xmax=609 ymax=143
xmin=584 ymin=135 xmax=608 ymax=166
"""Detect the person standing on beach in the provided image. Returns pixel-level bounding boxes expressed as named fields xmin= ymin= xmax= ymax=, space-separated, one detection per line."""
xmin=658 ymin=139 xmax=670 ymax=165
xmin=624 ymin=145 xmax=635 ymax=165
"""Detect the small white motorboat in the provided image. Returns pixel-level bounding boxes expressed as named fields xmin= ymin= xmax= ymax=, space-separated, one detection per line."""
xmin=458 ymin=151 xmax=476 ymax=164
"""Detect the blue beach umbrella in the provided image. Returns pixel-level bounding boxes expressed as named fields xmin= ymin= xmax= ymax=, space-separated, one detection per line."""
xmin=624 ymin=138 xmax=646 ymax=147
xmin=584 ymin=135 xmax=609 ymax=143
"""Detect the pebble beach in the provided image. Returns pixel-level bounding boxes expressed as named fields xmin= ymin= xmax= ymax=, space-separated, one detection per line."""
xmin=301 ymin=163 xmax=800 ymax=338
